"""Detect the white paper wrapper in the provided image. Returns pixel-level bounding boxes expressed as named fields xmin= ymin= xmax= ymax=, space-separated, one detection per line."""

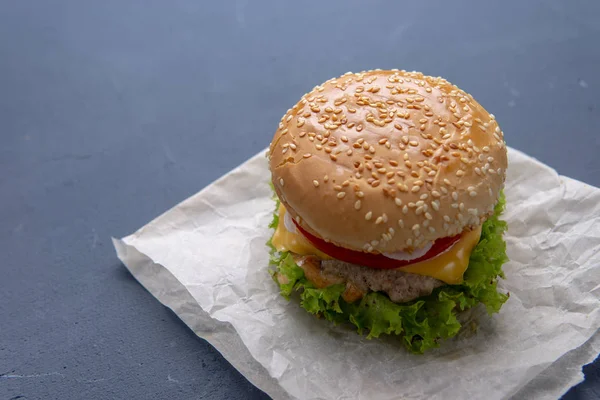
xmin=113 ymin=147 xmax=600 ymax=400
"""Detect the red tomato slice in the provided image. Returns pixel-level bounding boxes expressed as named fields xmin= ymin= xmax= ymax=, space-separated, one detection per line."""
xmin=292 ymin=220 xmax=462 ymax=269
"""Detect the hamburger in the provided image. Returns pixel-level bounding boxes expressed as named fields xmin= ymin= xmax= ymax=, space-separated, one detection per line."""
xmin=266 ymin=70 xmax=509 ymax=353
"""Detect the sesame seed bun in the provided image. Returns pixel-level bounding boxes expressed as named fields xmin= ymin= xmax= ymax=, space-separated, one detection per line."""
xmin=269 ymin=70 xmax=507 ymax=253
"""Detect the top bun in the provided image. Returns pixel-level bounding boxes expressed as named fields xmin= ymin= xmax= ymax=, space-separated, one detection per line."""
xmin=269 ymin=70 xmax=507 ymax=253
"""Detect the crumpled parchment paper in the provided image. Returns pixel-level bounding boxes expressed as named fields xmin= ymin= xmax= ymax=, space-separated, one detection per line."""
xmin=113 ymin=147 xmax=600 ymax=400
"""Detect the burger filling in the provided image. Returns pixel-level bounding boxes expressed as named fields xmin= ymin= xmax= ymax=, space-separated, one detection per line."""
xmin=292 ymin=255 xmax=446 ymax=303
xmin=271 ymin=203 xmax=483 ymax=296
xmin=268 ymin=191 xmax=509 ymax=353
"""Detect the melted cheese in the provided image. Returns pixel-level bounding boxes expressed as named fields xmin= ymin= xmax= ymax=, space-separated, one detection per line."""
xmin=401 ymin=226 xmax=481 ymax=284
xmin=271 ymin=205 xmax=332 ymax=260
xmin=271 ymin=205 xmax=482 ymax=284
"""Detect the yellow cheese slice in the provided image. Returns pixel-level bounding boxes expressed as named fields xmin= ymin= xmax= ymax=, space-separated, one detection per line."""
xmin=271 ymin=204 xmax=481 ymax=284
xmin=401 ymin=225 xmax=481 ymax=284
xmin=271 ymin=205 xmax=332 ymax=260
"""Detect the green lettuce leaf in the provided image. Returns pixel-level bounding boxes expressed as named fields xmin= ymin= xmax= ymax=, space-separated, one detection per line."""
xmin=268 ymin=191 xmax=509 ymax=353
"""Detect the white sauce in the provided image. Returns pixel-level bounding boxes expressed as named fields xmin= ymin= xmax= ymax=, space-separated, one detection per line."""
xmin=383 ymin=242 xmax=433 ymax=261
xmin=283 ymin=210 xmax=297 ymax=234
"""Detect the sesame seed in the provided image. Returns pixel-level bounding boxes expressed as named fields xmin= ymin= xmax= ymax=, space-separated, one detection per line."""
xmin=443 ymin=215 xmax=450 ymax=222
xmin=337 ymin=192 xmax=346 ymax=199
xmin=394 ymin=198 xmax=402 ymax=206
xmin=451 ymin=192 xmax=458 ymax=201
xmin=382 ymin=213 xmax=388 ymax=223
xmin=357 ymin=191 xmax=364 ymax=198
xmin=402 ymin=205 xmax=408 ymax=214
xmin=371 ymin=240 xmax=379 ymax=247
xmin=398 ymin=219 xmax=404 ymax=228
xmin=431 ymin=200 xmax=440 ymax=211
xmin=406 ymin=238 xmax=413 ymax=247
xmin=459 ymin=202 xmax=465 ymax=211
xmin=411 ymin=186 xmax=420 ymax=193
xmin=397 ymin=183 xmax=408 ymax=192
xmin=313 ymin=180 xmax=319 ymax=187
xmin=441 ymin=187 xmax=448 ymax=194
xmin=324 ymin=175 xmax=329 ymax=182
xmin=279 ymin=178 xmax=284 ymax=186
xmin=415 ymin=206 xmax=424 ymax=215
xmin=303 ymin=153 xmax=312 ymax=158
xmin=470 ymin=191 xmax=478 ymax=197
xmin=412 ymin=224 xmax=420 ymax=231
xmin=456 ymin=170 xmax=465 ymax=177
xmin=365 ymin=211 xmax=373 ymax=220
xmin=375 ymin=216 xmax=383 ymax=224
xmin=354 ymin=200 xmax=362 ymax=210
